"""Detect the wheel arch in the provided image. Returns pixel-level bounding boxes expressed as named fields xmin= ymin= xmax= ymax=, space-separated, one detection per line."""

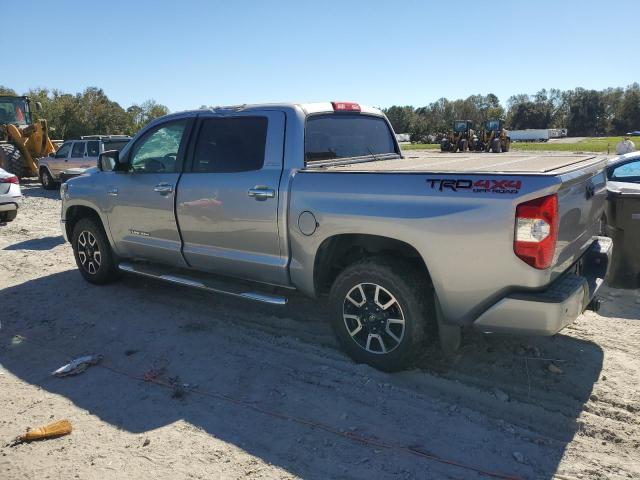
xmin=312 ymin=233 xmax=432 ymax=297
xmin=64 ymin=204 xmax=110 ymax=245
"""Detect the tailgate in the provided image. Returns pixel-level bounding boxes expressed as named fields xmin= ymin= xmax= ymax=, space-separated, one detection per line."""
xmin=552 ymin=162 xmax=607 ymax=278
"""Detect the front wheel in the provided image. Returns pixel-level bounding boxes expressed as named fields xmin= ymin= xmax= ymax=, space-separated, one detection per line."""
xmin=329 ymin=258 xmax=434 ymax=371
xmin=72 ymin=217 xmax=120 ymax=284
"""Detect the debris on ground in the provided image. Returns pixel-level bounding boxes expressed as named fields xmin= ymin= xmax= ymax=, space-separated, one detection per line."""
xmin=13 ymin=419 xmax=72 ymax=444
xmin=52 ymin=355 xmax=102 ymax=377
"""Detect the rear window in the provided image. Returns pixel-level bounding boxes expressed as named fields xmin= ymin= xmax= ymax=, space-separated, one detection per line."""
xmin=305 ymin=114 xmax=397 ymax=162
xmin=103 ymin=140 xmax=130 ymax=152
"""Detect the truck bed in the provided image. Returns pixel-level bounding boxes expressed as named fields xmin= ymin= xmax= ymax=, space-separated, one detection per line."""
xmin=316 ymin=151 xmax=609 ymax=175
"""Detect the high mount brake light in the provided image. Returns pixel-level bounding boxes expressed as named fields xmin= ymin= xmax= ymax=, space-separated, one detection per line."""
xmin=514 ymin=194 xmax=558 ymax=269
xmin=0 ymin=175 xmax=19 ymax=184
xmin=331 ymin=101 xmax=361 ymax=112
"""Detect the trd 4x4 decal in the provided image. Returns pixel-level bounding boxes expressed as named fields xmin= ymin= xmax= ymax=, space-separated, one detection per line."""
xmin=427 ymin=178 xmax=522 ymax=194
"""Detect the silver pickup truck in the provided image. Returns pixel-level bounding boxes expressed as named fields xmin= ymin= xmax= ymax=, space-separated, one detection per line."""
xmin=60 ymin=101 xmax=612 ymax=370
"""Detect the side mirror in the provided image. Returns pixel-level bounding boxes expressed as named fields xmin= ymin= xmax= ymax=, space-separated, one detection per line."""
xmin=99 ymin=150 xmax=127 ymax=172
xmin=35 ymin=101 xmax=43 ymax=112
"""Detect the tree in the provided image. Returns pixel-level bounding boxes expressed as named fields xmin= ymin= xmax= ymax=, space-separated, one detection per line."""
xmin=383 ymin=106 xmax=416 ymax=134
xmin=0 ymin=86 xmax=17 ymax=95
xmin=613 ymin=83 xmax=640 ymax=134
xmin=566 ymin=89 xmax=605 ymax=136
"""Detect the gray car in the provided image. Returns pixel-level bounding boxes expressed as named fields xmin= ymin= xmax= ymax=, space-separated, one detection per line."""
xmin=38 ymin=135 xmax=130 ymax=189
xmin=59 ymin=102 xmax=612 ymax=370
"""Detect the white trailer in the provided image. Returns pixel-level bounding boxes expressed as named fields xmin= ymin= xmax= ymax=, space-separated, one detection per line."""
xmin=548 ymin=128 xmax=568 ymax=139
xmin=508 ymin=129 xmax=550 ymax=142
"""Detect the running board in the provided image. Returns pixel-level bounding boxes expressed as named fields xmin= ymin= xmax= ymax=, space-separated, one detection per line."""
xmin=118 ymin=262 xmax=287 ymax=305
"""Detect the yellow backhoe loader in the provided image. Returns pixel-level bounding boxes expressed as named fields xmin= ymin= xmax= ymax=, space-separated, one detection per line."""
xmin=0 ymin=95 xmax=57 ymax=177
xmin=475 ymin=119 xmax=510 ymax=153
xmin=440 ymin=120 xmax=475 ymax=152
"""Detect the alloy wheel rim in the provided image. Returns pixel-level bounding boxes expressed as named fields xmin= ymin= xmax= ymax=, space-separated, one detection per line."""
xmin=77 ymin=231 xmax=101 ymax=275
xmin=342 ymin=282 xmax=405 ymax=355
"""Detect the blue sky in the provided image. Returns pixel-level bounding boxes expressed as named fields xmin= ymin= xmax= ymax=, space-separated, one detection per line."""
xmin=4 ymin=0 xmax=638 ymax=112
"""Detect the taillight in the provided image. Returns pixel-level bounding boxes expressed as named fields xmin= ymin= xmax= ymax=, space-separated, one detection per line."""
xmin=331 ymin=101 xmax=361 ymax=112
xmin=514 ymin=194 xmax=558 ymax=269
xmin=0 ymin=175 xmax=19 ymax=184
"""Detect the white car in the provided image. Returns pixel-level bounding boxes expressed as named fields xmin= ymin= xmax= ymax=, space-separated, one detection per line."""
xmin=0 ymin=167 xmax=22 ymax=224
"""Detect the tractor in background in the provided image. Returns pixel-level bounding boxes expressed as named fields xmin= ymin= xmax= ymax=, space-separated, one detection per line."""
xmin=475 ymin=119 xmax=511 ymax=153
xmin=0 ymin=95 xmax=57 ymax=178
xmin=441 ymin=120 xmax=475 ymax=152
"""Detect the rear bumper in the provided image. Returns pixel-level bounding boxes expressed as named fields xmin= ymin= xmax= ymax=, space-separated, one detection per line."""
xmin=473 ymin=236 xmax=612 ymax=336
xmin=0 ymin=201 xmax=18 ymax=222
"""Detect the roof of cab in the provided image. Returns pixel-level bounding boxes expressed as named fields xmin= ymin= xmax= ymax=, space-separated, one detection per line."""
xmin=160 ymin=102 xmax=383 ymax=119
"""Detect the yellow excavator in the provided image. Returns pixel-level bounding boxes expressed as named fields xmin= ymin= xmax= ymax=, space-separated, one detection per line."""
xmin=0 ymin=95 xmax=57 ymax=177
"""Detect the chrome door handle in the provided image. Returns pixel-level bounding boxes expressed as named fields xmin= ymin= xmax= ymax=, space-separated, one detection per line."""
xmin=107 ymin=187 xmax=119 ymax=196
xmin=248 ymin=186 xmax=275 ymax=200
xmin=153 ymin=183 xmax=174 ymax=194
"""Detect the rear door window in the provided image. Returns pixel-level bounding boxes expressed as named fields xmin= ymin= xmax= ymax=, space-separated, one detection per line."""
xmin=193 ymin=117 xmax=268 ymax=173
xmin=305 ymin=114 xmax=397 ymax=162
xmin=71 ymin=142 xmax=86 ymax=157
xmin=86 ymin=141 xmax=99 ymax=157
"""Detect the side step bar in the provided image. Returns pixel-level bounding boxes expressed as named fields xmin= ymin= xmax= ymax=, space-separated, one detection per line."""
xmin=118 ymin=262 xmax=287 ymax=305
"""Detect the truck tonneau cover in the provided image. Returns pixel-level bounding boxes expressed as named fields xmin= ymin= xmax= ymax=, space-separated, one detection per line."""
xmin=318 ymin=151 xmax=610 ymax=175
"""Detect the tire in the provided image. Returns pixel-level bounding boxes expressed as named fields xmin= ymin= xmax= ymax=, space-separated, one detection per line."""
xmin=328 ymin=257 xmax=435 ymax=371
xmin=39 ymin=168 xmax=57 ymax=190
xmin=459 ymin=139 xmax=468 ymax=152
xmin=72 ymin=217 xmax=120 ymax=285
xmin=503 ymin=139 xmax=511 ymax=152
xmin=490 ymin=139 xmax=502 ymax=153
xmin=0 ymin=143 xmax=31 ymax=178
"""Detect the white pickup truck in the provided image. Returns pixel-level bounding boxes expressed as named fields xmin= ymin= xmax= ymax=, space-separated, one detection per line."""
xmin=60 ymin=101 xmax=612 ymax=370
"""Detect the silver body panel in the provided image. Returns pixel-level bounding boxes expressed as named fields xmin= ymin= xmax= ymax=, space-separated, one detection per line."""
xmin=61 ymin=102 xmax=609 ymax=332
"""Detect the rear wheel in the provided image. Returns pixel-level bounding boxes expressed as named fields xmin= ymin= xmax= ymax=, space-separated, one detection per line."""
xmin=329 ymin=257 xmax=435 ymax=371
xmin=459 ymin=139 xmax=468 ymax=152
xmin=491 ymin=138 xmax=502 ymax=153
xmin=39 ymin=168 xmax=57 ymax=190
xmin=502 ymin=139 xmax=511 ymax=152
xmin=72 ymin=217 xmax=120 ymax=284
xmin=0 ymin=143 xmax=31 ymax=178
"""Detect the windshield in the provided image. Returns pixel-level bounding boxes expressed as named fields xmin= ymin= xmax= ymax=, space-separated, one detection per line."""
xmin=454 ymin=121 xmax=468 ymax=132
xmin=0 ymin=97 xmax=31 ymax=126
xmin=305 ymin=114 xmax=397 ymax=162
xmin=485 ymin=120 xmax=500 ymax=131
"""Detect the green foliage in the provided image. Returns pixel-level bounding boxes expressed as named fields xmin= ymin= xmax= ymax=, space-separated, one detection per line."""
xmin=0 ymin=85 xmax=17 ymax=96
xmin=3 ymin=86 xmax=169 ymax=140
xmin=385 ymin=85 xmax=640 ymax=142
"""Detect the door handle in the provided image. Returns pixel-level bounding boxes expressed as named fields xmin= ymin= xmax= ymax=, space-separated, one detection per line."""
xmin=153 ymin=183 xmax=174 ymax=194
xmin=107 ymin=187 xmax=118 ymax=196
xmin=248 ymin=186 xmax=275 ymax=200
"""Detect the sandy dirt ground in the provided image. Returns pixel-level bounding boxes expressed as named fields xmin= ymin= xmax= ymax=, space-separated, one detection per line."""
xmin=1 ymin=182 xmax=639 ymax=480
